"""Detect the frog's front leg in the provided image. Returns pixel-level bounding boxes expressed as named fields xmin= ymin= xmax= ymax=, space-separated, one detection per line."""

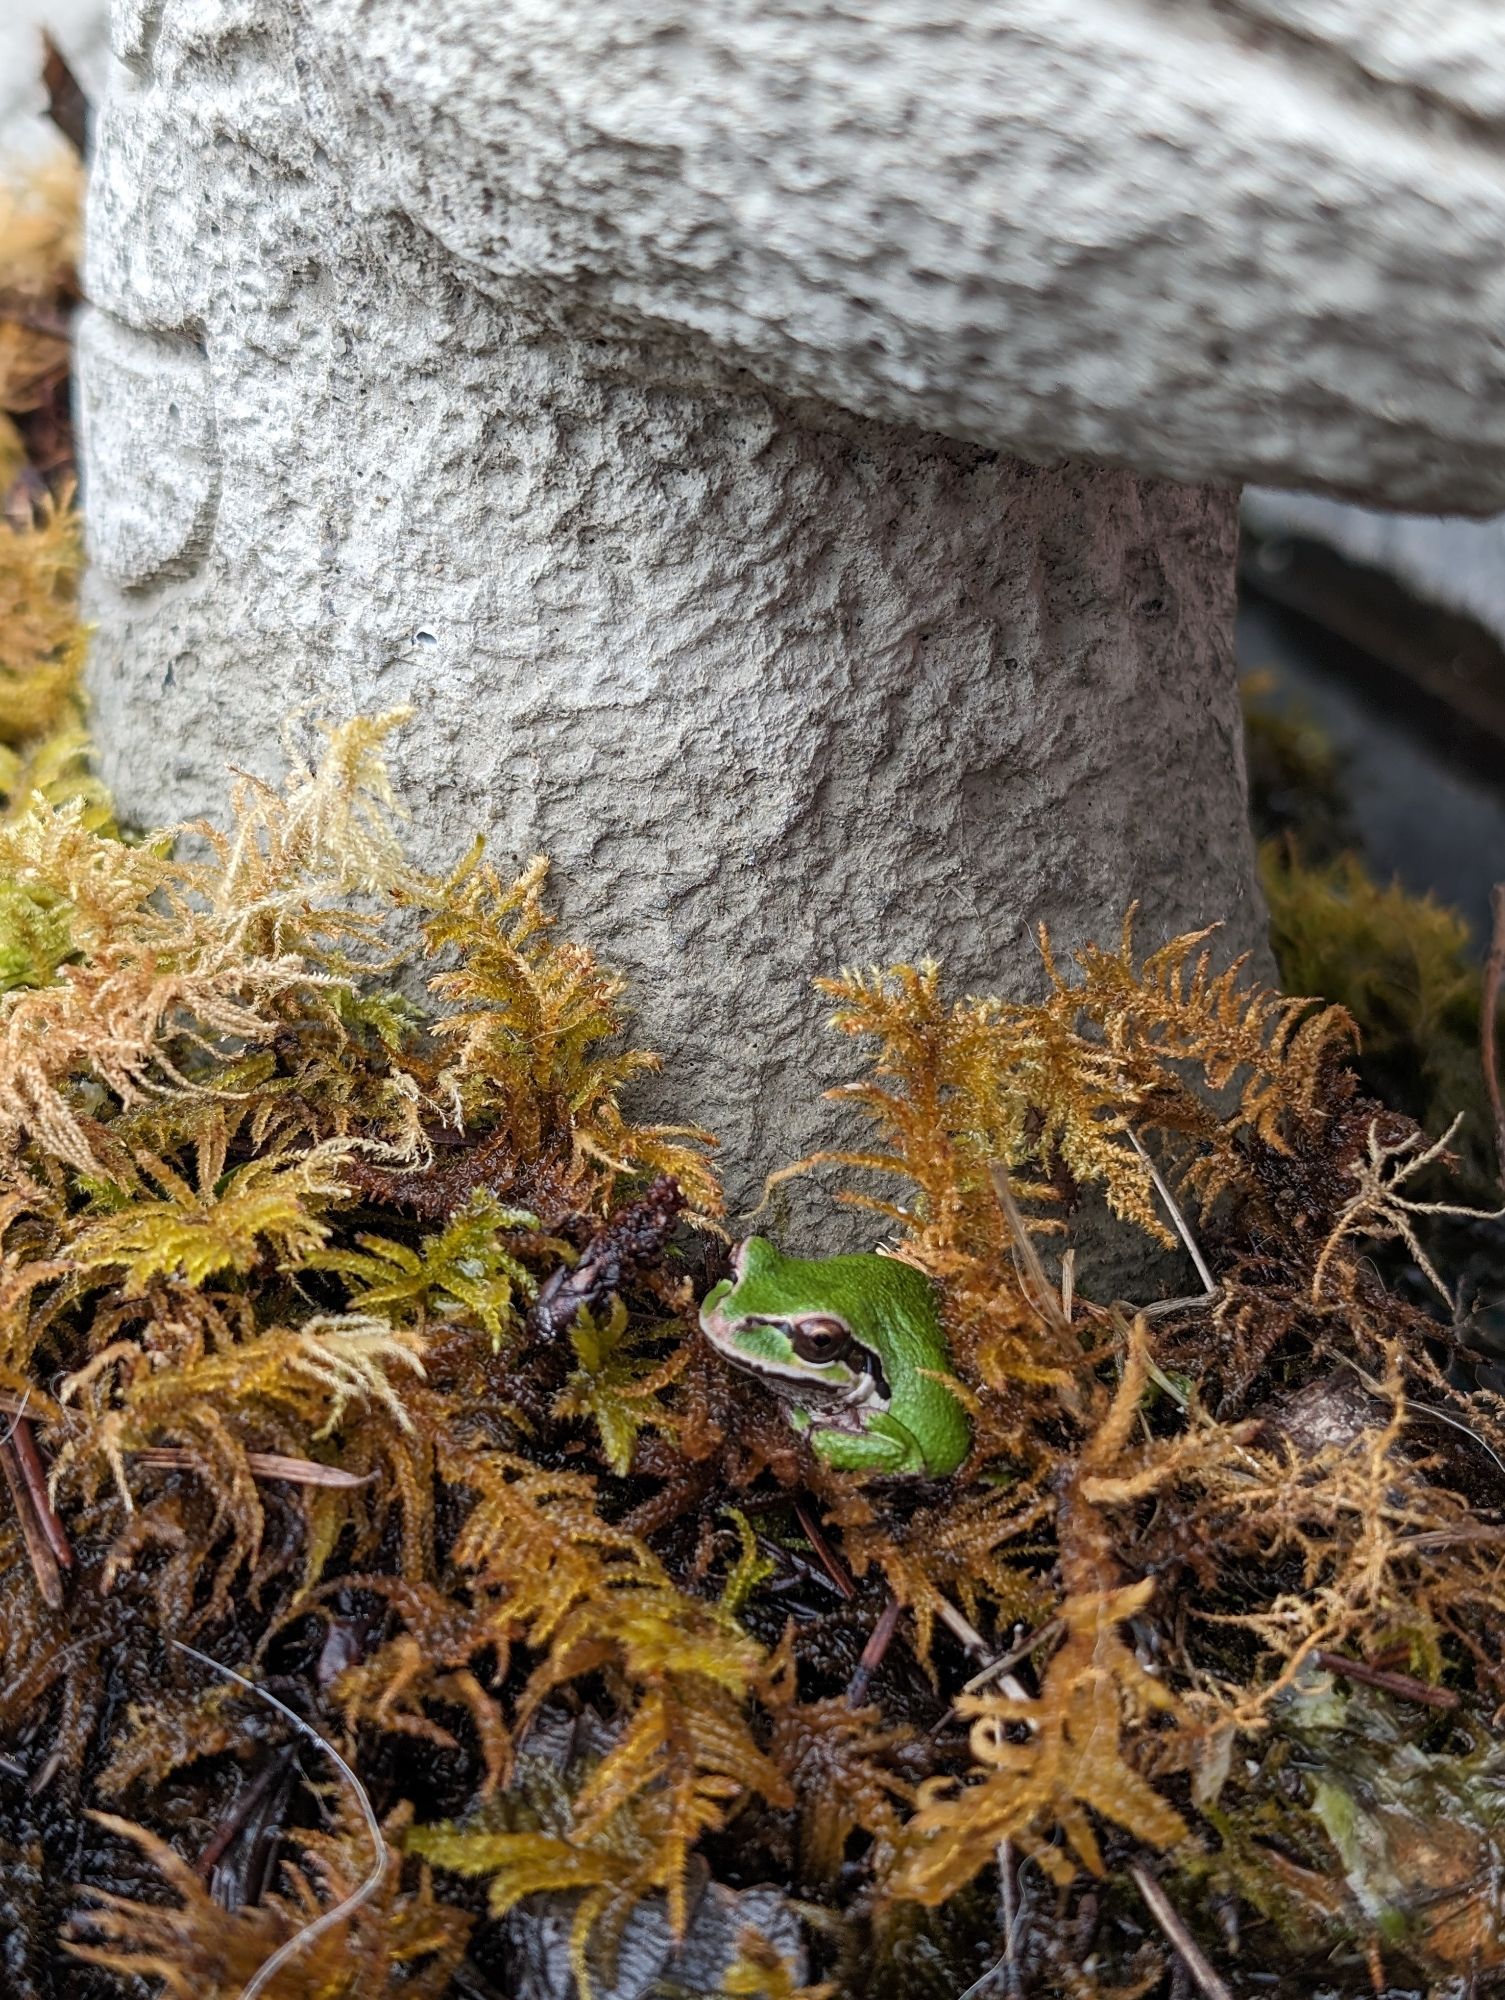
xmin=809 ymin=1413 xmax=928 ymax=1475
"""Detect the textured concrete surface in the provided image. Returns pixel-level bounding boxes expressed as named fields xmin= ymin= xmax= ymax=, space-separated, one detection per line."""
xmin=1234 ymin=1 xmax=1505 ymax=122
xmin=289 ymin=0 xmax=1505 ymax=512
xmin=80 ymin=256 xmax=1259 ymax=1220
xmin=81 ymin=0 xmax=1505 ymax=1219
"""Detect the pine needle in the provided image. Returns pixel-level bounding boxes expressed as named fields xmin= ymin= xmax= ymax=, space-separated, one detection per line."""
xmin=168 ymin=1641 xmax=388 ymax=2000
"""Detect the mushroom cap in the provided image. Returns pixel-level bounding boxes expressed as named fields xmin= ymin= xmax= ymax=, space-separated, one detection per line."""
xmin=290 ymin=0 xmax=1505 ymax=513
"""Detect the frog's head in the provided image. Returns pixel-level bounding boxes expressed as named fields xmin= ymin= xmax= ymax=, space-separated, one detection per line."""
xmin=698 ymin=1235 xmax=892 ymax=1429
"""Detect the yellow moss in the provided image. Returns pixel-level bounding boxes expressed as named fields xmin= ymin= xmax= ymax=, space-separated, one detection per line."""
xmin=0 ymin=151 xmax=98 ymax=842
xmin=895 ymin=1579 xmax=1187 ymax=1900
xmin=1262 ymin=839 xmax=1497 ymax=1186
xmin=311 ymin=1190 xmax=548 ymax=1350
xmin=553 ymin=1297 xmax=690 ymax=1474
xmin=67 ymin=1806 xmax=472 ymax=1999
xmin=0 ymin=496 xmax=86 ymax=747
xmin=419 ymin=849 xmax=721 ymax=1216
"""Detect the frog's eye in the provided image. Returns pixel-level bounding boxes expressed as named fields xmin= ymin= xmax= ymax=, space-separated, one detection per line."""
xmin=789 ymin=1315 xmax=853 ymax=1365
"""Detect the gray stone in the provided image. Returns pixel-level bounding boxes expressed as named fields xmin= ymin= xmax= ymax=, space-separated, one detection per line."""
xmin=78 ymin=1 xmax=1505 ymax=1223
xmin=270 ymin=0 xmax=1505 ymax=512
xmin=74 ymin=312 xmax=218 ymax=589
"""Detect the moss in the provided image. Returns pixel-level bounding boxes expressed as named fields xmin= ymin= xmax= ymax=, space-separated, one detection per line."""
xmin=1242 ymin=668 xmax=1357 ymax=863
xmin=1260 ymin=840 xmax=1498 ymax=1197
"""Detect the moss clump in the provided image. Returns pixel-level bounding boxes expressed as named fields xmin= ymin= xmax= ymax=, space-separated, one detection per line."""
xmin=1261 ymin=842 xmax=1498 ymax=1196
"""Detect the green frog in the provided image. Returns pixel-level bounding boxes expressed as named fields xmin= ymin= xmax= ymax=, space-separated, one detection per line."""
xmin=699 ymin=1236 xmax=969 ymax=1476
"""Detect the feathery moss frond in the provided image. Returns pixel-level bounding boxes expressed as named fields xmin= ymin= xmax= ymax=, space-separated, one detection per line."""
xmin=69 ymin=1142 xmax=355 ymax=1293
xmin=312 ymin=1191 xmax=545 ymax=1350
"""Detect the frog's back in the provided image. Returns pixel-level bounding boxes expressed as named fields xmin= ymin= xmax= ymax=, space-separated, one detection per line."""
xmin=797 ymin=1251 xmax=969 ymax=1475
xmin=817 ymin=1252 xmax=943 ymax=1352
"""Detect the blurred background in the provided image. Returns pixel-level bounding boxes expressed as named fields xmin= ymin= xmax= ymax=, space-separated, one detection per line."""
xmin=1242 ymin=492 xmax=1505 ymax=953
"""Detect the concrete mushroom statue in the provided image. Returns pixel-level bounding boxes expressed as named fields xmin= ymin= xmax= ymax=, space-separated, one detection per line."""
xmin=79 ymin=0 xmax=1505 ymax=1210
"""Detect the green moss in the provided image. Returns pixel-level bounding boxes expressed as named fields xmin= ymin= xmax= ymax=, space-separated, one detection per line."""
xmin=1260 ymin=842 xmax=1496 ymax=1187
xmin=0 ymin=876 xmax=76 ymax=992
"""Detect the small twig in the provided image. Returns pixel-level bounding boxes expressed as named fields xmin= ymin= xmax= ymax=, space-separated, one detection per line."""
xmin=0 ymin=1388 xmax=31 ymax=1447
xmin=989 ymin=1165 xmax=1072 ymax=1336
xmin=846 ymin=1598 xmax=904 ymax=1705
xmin=793 ymin=1499 xmax=856 ymax=1600
xmin=935 ymin=1594 xmax=991 ymax=1658
xmin=197 ymin=1745 xmax=299 ymax=1910
xmin=197 ymin=1767 xmax=280 ymax=1881
xmin=929 ymin=1621 xmax=1054 ymax=1739
xmin=12 ymin=1419 xmax=72 ymax=1570
xmin=999 ymin=1838 xmax=1024 ymax=1998
xmin=1129 ymin=1862 xmax=1234 ymax=2000
xmin=962 ymin=1619 xmax=1063 ymax=1697
xmin=131 ymin=1447 xmax=377 ymax=1490
xmin=1484 ymin=883 xmax=1505 ymax=1189
xmin=955 ymin=1956 xmax=1011 ymax=2000
xmin=934 ymin=1595 xmax=1036 ymax=1717
xmin=0 ymin=1389 xmax=56 ymax=1420
xmin=752 ymin=1529 xmax=850 ymax=1597
xmin=170 ymin=1641 xmax=388 ymax=2000
xmin=0 ymin=1437 xmax=62 ymax=1610
xmin=0 ymin=1405 xmax=378 ymax=1492
xmin=1137 ymin=1292 xmax=1221 ymax=1322
xmin=1310 ymin=1648 xmax=1459 ymax=1710
xmin=953 ymin=1843 xmax=1031 ymax=1999
xmin=1127 ymin=1130 xmax=1216 ymax=1296
xmin=1403 ymin=1524 xmax=1505 ymax=1552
